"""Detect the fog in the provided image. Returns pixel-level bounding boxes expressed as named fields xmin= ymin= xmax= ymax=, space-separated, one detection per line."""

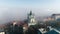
xmin=0 ymin=0 xmax=60 ymax=24
xmin=0 ymin=7 xmax=59 ymax=24
xmin=0 ymin=8 xmax=27 ymax=24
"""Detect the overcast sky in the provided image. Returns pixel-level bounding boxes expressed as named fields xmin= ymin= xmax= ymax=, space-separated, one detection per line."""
xmin=0 ymin=0 xmax=60 ymax=24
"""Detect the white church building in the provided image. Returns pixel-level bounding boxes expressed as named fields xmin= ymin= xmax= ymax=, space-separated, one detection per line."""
xmin=27 ymin=11 xmax=37 ymax=26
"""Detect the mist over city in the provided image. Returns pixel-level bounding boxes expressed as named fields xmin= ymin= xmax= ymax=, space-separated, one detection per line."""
xmin=0 ymin=0 xmax=60 ymax=34
xmin=0 ymin=0 xmax=60 ymax=24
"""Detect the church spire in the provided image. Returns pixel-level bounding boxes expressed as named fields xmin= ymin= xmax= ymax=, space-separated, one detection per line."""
xmin=29 ymin=10 xmax=33 ymax=15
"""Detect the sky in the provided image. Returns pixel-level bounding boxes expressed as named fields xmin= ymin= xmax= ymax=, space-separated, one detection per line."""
xmin=0 ymin=0 xmax=60 ymax=24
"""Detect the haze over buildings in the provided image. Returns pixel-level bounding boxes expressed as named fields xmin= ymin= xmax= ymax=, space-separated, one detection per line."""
xmin=0 ymin=0 xmax=60 ymax=24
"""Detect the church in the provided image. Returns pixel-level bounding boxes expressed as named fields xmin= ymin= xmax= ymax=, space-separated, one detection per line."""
xmin=27 ymin=11 xmax=37 ymax=26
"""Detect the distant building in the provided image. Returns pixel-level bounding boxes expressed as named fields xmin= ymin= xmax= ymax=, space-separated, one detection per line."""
xmin=43 ymin=14 xmax=60 ymax=21
xmin=52 ymin=14 xmax=60 ymax=21
xmin=43 ymin=17 xmax=54 ymax=22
